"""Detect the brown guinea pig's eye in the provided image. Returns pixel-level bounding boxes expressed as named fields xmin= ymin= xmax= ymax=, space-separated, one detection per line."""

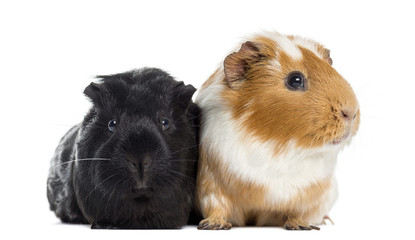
xmin=285 ymin=71 xmax=306 ymax=91
xmin=161 ymin=117 xmax=170 ymax=131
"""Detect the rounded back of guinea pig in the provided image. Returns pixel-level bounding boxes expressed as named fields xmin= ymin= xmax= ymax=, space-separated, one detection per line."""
xmin=74 ymin=68 xmax=198 ymax=228
xmin=221 ymin=32 xmax=360 ymax=150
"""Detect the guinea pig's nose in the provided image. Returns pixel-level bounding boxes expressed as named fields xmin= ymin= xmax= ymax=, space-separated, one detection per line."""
xmin=142 ymin=155 xmax=152 ymax=168
xmin=126 ymin=154 xmax=152 ymax=169
xmin=340 ymin=108 xmax=357 ymax=121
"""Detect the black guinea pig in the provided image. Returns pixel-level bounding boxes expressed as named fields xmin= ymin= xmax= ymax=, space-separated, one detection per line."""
xmin=47 ymin=68 xmax=200 ymax=229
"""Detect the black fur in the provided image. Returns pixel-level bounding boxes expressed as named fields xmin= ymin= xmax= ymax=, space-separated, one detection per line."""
xmin=47 ymin=68 xmax=200 ymax=229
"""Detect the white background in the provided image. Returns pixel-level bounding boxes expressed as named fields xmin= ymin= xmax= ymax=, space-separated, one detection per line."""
xmin=1 ymin=0 xmax=414 ymax=239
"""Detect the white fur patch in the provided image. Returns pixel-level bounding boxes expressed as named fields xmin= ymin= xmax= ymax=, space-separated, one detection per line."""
xmin=290 ymin=35 xmax=326 ymax=60
xmin=260 ymin=31 xmax=303 ymax=61
xmin=197 ymin=82 xmax=342 ymax=207
xmin=309 ymin=177 xmax=338 ymax=224
xmin=202 ymin=193 xmax=229 ymax=210
xmin=268 ymin=58 xmax=282 ymax=71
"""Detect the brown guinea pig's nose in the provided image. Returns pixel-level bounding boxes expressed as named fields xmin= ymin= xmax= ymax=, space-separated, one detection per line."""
xmin=340 ymin=108 xmax=357 ymax=121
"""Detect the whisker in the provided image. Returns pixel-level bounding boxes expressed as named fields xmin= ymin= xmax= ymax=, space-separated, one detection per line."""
xmin=102 ymin=176 xmax=129 ymax=217
xmin=84 ymin=172 xmax=120 ymax=202
xmin=168 ymin=169 xmax=189 ymax=178
xmin=166 ymin=169 xmax=196 ymax=186
xmin=168 ymin=145 xmax=198 ymax=155
xmin=50 ymin=158 xmax=112 ymax=168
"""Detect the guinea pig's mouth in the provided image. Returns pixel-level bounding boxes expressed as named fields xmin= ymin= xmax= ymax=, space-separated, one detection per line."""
xmin=330 ymin=139 xmax=343 ymax=145
xmin=330 ymin=132 xmax=350 ymax=145
xmin=131 ymin=187 xmax=154 ymax=199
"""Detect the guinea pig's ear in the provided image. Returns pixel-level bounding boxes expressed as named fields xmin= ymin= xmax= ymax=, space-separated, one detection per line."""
xmin=224 ymin=41 xmax=263 ymax=88
xmin=173 ymin=83 xmax=197 ymax=110
xmin=84 ymin=82 xmax=105 ymax=105
xmin=323 ymin=49 xmax=333 ymax=65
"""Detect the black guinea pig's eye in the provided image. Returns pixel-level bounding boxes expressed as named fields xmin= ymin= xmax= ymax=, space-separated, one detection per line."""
xmin=161 ymin=117 xmax=170 ymax=131
xmin=108 ymin=119 xmax=117 ymax=132
xmin=285 ymin=71 xmax=306 ymax=91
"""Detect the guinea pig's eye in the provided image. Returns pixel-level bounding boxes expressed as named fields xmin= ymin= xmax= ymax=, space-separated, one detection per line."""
xmin=108 ymin=119 xmax=117 ymax=132
xmin=285 ymin=71 xmax=306 ymax=91
xmin=161 ymin=117 xmax=170 ymax=131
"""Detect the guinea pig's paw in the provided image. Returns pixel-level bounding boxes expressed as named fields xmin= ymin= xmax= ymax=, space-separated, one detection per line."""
xmin=91 ymin=222 xmax=118 ymax=229
xmin=198 ymin=216 xmax=232 ymax=230
xmin=284 ymin=218 xmax=320 ymax=231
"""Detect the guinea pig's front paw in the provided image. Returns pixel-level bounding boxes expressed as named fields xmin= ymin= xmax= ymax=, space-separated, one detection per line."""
xmin=91 ymin=222 xmax=118 ymax=229
xmin=198 ymin=216 xmax=232 ymax=230
xmin=284 ymin=218 xmax=320 ymax=231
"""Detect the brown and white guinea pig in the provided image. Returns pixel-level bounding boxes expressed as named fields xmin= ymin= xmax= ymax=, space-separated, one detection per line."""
xmin=195 ymin=31 xmax=360 ymax=230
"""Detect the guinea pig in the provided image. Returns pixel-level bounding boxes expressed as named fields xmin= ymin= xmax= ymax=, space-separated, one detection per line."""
xmin=47 ymin=68 xmax=200 ymax=229
xmin=195 ymin=31 xmax=360 ymax=230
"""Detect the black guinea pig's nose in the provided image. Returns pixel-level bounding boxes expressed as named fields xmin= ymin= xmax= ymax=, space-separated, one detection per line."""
xmin=126 ymin=154 xmax=152 ymax=169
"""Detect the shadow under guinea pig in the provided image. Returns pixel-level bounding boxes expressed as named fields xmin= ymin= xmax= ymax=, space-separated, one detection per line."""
xmin=47 ymin=67 xmax=200 ymax=229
